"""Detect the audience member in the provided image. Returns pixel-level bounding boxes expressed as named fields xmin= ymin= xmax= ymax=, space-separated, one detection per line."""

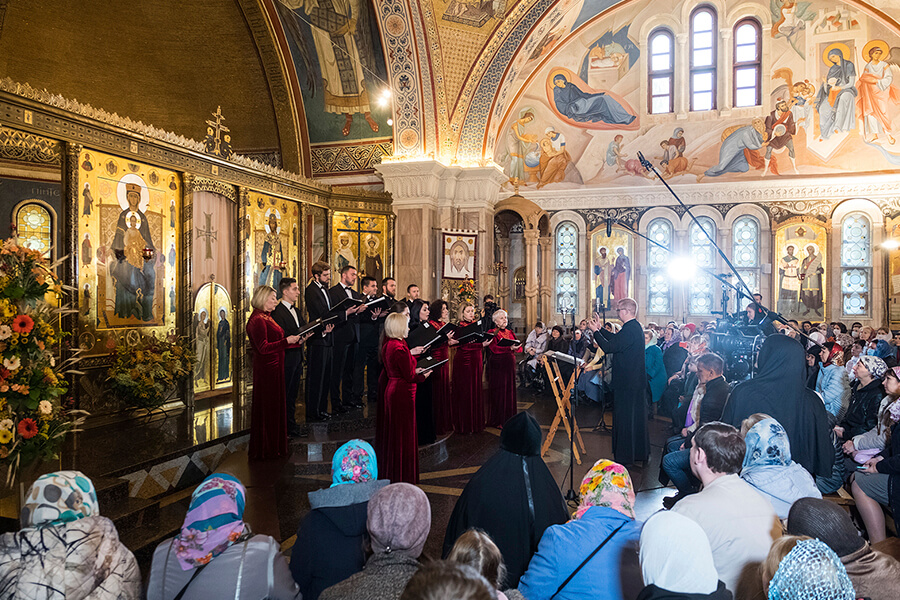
xmin=672 ymin=423 xmax=779 ymax=593
xmin=518 ymin=459 xmax=642 ymax=600
xmin=400 ymin=561 xmax=495 ymax=600
xmin=523 ymin=321 xmax=548 ymax=388
xmin=872 ymin=339 xmax=898 ymax=368
xmin=637 ymin=511 xmax=732 ymax=600
xmin=760 ymin=536 xmax=807 ymax=597
xmin=644 ymin=330 xmax=667 ymax=410
xmin=722 ymin=335 xmax=835 ymax=479
xmin=844 ymin=365 xmax=900 ymax=463
xmin=147 ymin=474 xmax=298 ymax=600
xmin=763 ymin=538 xmax=855 ymax=600
xmin=787 ymin=497 xmax=900 ymax=600
xmin=0 ymin=471 xmax=140 ymax=599
xmin=448 ymin=529 xmax=523 ymax=600
xmin=740 ymin=417 xmax=822 ymax=519
xmin=815 ymin=342 xmax=851 ymax=420
xmin=321 ymin=483 xmax=430 ymax=600
xmin=291 ymin=440 xmax=389 ymax=600
xmin=444 ymin=412 xmax=568 ymax=587
xmin=836 ymin=355 xmax=887 ymax=441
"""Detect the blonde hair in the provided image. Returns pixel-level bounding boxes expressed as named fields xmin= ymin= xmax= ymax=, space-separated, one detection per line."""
xmin=384 ymin=312 xmax=409 ymax=340
xmin=459 ymin=302 xmax=475 ymax=322
xmin=761 ymin=535 xmax=810 ymax=595
xmin=448 ymin=529 xmax=507 ymax=590
xmin=251 ymin=285 xmax=276 ymax=311
xmin=741 ymin=412 xmax=773 ymax=436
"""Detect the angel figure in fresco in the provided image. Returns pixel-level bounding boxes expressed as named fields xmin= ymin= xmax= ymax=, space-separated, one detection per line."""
xmin=770 ymin=0 xmax=815 ymax=57
xmin=259 ymin=211 xmax=284 ymax=291
xmin=815 ymin=45 xmax=857 ymax=140
xmin=857 ymin=40 xmax=900 ymax=145
xmin=551 ymin=73 xmax=636 ymax=125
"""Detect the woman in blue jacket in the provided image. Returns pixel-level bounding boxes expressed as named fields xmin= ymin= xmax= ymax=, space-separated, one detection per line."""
xmin=518 ymin=459 xmax=642 ymax=600
xmin=644 ymin=330 xmax=666 ymax=409
xmin=815 ymin=342 xmax=851 ymax=420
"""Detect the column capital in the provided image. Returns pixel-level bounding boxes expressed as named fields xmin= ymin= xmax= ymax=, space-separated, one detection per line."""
xmin=376 ymin=159 xmax=506 ymax=210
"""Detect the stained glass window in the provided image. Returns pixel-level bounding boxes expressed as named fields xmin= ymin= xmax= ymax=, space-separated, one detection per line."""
xmin=841 ymin=213 xmax=871 ymax=316
xmin=647 ymin=218 xmax=673 ymax=314
xmin=690 ymin=6 xmax=717 ymax=111
xmin=649 ymin=28 xmax=675 ymax=114
xmin=556 ymin=222 xmax=578 ymax=313
xmin=732 ymin=216 xmax=760 ymax=309
xmin=733 ymin=19 xmax=761 ymax=107
xmin=16 ymin=203 xmax=52 ymax=258
xmin=689 ymin=217 xmax=716 ymax=315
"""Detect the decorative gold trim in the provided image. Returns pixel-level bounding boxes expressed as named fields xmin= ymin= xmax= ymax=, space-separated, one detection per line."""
xmin=0 ymin=124 xmax=61 ymax=165
xmin=184 ymin=174 xmax=238 ymax=203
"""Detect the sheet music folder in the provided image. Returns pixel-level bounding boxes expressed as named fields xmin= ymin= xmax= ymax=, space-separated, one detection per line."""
xmin=297 ymin=314 xmax=339 ymax=338
xmin=416 ymin=355 xmax=448 ymax=372
xmin=455 ymin=320 xmax=485 ymax=343
xmin=328 ymin=296 xmax=364 ymax=314
xmin=407 ymin=322 xmax=441 ymax=349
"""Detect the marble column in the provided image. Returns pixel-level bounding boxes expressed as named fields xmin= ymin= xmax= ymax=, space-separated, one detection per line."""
xmin=538 ymin=236 xmax=553 ymax=323
xmin=523 ymin=229 xmax=540 ymax=327
xmin=497 ymin=238 xmax=511 ymax=305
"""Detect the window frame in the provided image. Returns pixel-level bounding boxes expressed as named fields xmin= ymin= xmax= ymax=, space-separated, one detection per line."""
xmin=732 ymin=18 xmax=762 ymax=108
xmin=555 ymin=221 xmax=579 ymax=314
xmin=840 ymin=212 xmax=872 ymax=318
xmin=689 ymin=5 xmax=718 ymax=112
xmin=648 ymin=28 xmax=675 ymax=115
xmin=731 ymin=215 xmax=761 ymax=310
xmin=688 ymin=216 xmax=717 ymax=315
xmin=646 ymin=218 xmax=674 ymax=315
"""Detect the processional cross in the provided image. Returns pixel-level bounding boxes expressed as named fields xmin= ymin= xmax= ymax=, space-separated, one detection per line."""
xmin=205 ymin=106 xmax=232 ymax=158
xmin=197 ymin=212 xmax=217 ymax=260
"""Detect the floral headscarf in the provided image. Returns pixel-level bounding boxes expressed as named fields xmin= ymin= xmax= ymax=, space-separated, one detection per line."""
xmin=21 ymin=470 xmax=98 ymax=528
xmin=332 ymin=439 xmax=378 ymax=487
xmin=858 ymin=355 xmax=888 ymax=380
xmin=743 ymin=418 xmax=792 ymax=470
xmin=174 ymin=474 xmax=247 ymax=570
xmin=574 ymin=459 xmax=635 ymax=520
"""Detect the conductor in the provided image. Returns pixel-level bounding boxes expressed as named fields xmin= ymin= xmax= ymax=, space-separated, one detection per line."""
xmin=587 ymin=298 xmax=649 ymax=466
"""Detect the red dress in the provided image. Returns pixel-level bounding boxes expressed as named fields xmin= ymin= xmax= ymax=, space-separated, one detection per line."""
xmin=486 ymin=327 xmax=522 ymax=428
xmin=428 ymin=319 xmax=452 ymax=434
xmin=379 ymin=338 xmax=422 ymax=484
xmin=246 ymin=309 xmax=289 ymax=460
xmin=451 ymin=321 xmax=485 ymax=434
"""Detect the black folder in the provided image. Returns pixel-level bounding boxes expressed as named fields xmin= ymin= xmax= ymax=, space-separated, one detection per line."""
xmin=297 ymin=315 xmax=339 ymax=338
xmin=364 ymin=296 xmax=390 ymax=310
xmin=329 ymin=296 xmax=364 ymax=314
xmin=407 ymin=322 xmax=441 ymax=349
xmin=496 ymin=336 xmax=521 ymax=347
xmin=455 ymin=320 xmax=485 ymax=343
xmin=417 ymin=355 xmax=449 ymax=371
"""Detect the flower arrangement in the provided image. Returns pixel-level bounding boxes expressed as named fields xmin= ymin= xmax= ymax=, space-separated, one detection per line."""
xmin=107 ymin=334 xmax=195 ymax=411
xmin=457 ymin=278 xmax=477 ymax=305
xmin=0 ymin=240 xmax=82 ymax=485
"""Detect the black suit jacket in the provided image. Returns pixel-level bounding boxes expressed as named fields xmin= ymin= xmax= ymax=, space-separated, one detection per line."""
xmin=329 ymin=284 xmax=362 ymax=345
xmin=271 ymin=302 xmax=305 ymax=356
xmin=305 ymin=281 xmax=333 ymax=347
xmin=358 ymin=296 xmax=383 ymax=348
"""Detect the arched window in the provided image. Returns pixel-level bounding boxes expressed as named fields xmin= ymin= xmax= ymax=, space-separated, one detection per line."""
xmin=16 ymin=202 xmax=52 ymax=259
xmin=649 ymin=28 xmax=675 ymax=114
xmin=689 ymin=216 xmax=716 ymax=315
xmin=556 ymin=222 xmax=578 ymax=314
xmin=690 ymin=6 xmax=717 ymax=111
xmin=647 ymin=218 xmax=673 ymax=314
xmin=841 ymin=213 xmax=872 ymax=317
xmin=733 ymin=19 xmax=761 ymax=107
xmin=732 ymin=216 xmax=760 ymax=310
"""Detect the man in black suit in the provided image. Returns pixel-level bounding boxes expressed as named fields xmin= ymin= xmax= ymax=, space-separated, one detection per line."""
xmin=329 ymin=265 xmax=367 ymax=411
xmin=354 ymin=276 xmax=387 ymax=406
xmin=305 ymin=261 xmax=338 ymax=421
xmin=271 ymin=277 xmax=305 ymax=436
xmin=382 ymin=277 xmax=397 ymax=302
xmin=405 ymin=283 xmax=419 ymax=311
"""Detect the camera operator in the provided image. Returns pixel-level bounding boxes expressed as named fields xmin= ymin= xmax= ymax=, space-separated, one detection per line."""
xmin=745 ymin=302 xmax=776 ymax=336
xmin=482 ymin=295 xmax=498 ymax=333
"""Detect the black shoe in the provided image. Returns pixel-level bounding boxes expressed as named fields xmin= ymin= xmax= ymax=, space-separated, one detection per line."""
xmin=351 ymin=400 xmax=364 ymax=409
xmin=333 ymin=405 xmax=349 ymax=414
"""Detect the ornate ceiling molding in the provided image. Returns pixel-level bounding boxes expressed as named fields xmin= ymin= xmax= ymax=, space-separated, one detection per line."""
xmin=183 ymin=175 xmax=238 ymax=203
xmin=0 ymin=124 xmax=60 ymax=165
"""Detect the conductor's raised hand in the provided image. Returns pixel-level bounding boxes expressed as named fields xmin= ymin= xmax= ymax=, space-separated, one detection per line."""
xmin=588 ymin=313 xmax=602 ymax=332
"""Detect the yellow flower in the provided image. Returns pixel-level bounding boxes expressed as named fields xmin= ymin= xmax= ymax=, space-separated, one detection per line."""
xmin=0 ymin=429 xmax=12 ymax=444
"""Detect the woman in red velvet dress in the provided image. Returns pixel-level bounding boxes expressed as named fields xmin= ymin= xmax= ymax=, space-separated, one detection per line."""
xmin=428 ymin=299 xmax=454 ymax=434
xmin=378 ymin=312 xmax=430 ymax=484
xmin=452 ymin=303 xmax=491 ymax=434
xmin=246 ymin=285 xmax=306 ymax=460
xmin=486 ymin=309 xmax=523 ymax=428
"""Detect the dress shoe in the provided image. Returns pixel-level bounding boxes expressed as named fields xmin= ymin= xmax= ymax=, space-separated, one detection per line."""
xmin=333 ymin=405 xmax=349 ymax=414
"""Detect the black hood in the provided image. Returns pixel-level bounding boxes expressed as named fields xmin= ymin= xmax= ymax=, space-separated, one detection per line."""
xmin=500 ymin=412 xmax=542 ymax=456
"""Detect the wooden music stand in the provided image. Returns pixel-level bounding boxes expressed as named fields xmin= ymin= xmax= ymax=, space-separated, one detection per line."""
xmin=540 ymin=356 xmax=587 ymax=464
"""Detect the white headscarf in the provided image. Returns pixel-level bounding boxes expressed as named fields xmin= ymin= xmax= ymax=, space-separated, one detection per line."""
xmin=639 ymin=511 xmax=719 ymax=594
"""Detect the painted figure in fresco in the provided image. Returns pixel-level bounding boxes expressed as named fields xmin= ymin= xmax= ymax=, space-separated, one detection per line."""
xmin=778 ymin=244 xmax=801 ymax=315
xmin=363 ymin=234 xmax=383 ymax=283
xmin=552 ymin=73 xmax=636 ymax=125
xmin=216 ymin=308 xmax=231 ymax=383
xmin=81 ymin=153 xmax=93 ymax=171
xmin=537 ymin=126 xmax=570 ymax=188
xmin=169 ymin=199 xmax=176 ymax=228
xmin=82 ymin=284 xmax=90 ymax=316
xmin=168 ymin=176 xmax=177 ymax=191
xmin=667 ymin=128 xmax=686 ymax=156
xmin=799 ymin=244 xmax=824 ymax=316
xmin=594 ymin=246 xmax=612 ymax=308
xmin=702 ymin=119 xmax=767 ymax=179
xmin=81 ymin=233 xmax=92 ymax=266
xmin=764 ymin=98 xmax=799 ymax=175
xmin=258 ymin=211 xmax=284 ymax=291
xmin=110 ymin=180 xmax=156 ymax=322
xmin=815 ymin=46 xmax=858 ymax=140
xmin=82 ymin=183 xmax=93 ymax=216
xmin=589 ymin=42 xmax=628 ymax=69
xmin=857 ymin=41 xmax=900 ymax=144
xmin=610 ymin=246 xmax=631 ymax=302
xmin=194 ymin=309 xmax=210 ymax=386
xmin=169 ymin=287 xmax=176 ymax=314
xmin=168 ymin=243 xmax=176 ymax=267
xmin=789 ymin=79 xmax=817 ymax=130
xmin=604 ymin=134 xmax=627 ymax=172
xmin=770 ymin=0 xmax=815 ymax=56
xmin=334 ymin=232 xmax=356 ymax=271
xmin=448 ymin=240 xmax=471 ymax=278
xmin=506 ymin=110 xmax=537 ymax=186
xmin=658 ymin=140 xmax=699 ymax=178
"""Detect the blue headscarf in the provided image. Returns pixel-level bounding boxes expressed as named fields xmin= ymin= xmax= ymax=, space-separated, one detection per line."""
xmin=331 ymin=439 xmax=378 ymax=487
xmin=743 ymin=418 xmax=792 ymax=470
xmin=768 ymin=539 xmax=854 ymax=600
xmin=174 ymin=473 xmax=247 ymax=570
xmin=873 ymin=339 xmax=894 ymax=361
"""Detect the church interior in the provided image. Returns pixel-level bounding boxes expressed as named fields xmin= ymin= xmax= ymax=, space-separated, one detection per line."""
xmin=2 ymin=0 xmax=900 ymax=595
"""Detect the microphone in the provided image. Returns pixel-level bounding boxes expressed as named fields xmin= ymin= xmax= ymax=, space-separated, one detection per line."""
xmin=606 ymin=216 xmax=614 ymax=237
xmin=637 ymin=151 xmax=653 ymax=171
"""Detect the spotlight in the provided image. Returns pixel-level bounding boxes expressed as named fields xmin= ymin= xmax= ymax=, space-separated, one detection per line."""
xmin=667 ymin=256 xmax=697 ymax=281
xmin=387 ymin=118 xmax=393 ymax=126
xmin=881 ymin=239 xmax=900 ymax=250
xmin=381 ymin=89 xmax=392 ymax=99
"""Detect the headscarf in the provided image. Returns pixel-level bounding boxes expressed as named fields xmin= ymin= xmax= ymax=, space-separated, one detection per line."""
xmin=640 ymin=511 xmax=719 ymax=595
xmin=743 ymin=418 xmax=792 ymax=470
xmin=767 ymin=539 xmax=855 ymax=600
xmin=331 ymin=439 xmax=377 ymax=487
xmin=644 ymin=329 xmax=657 ymax=349
xmin=574 ymin=459 xmax=635 ymax=520
xmin=836 ymin=333 xmax=853 ymax=351
xmin=21 ymin=470 xmax=98 ymax=528
xmin=499 ymin=411 xmax=541 ymax=456
xmin=808 ymin=331 xmax=826 ymax=349
xmin=822 ymin=342 xmax=844 ymax=367
xmin=786 ymin=498 xmax=865 ymax=558
xmin=368 ymin=482 xmax=431 ymax=558
xmin=872 ymin=339 xmax=895 ymax=361
xmin=858 ymin=355 xmax=888 ymax=379
xmin=174 ymin=474 xmax=247 ymax=570
xmin=661 ymin=326 xmax=679 ymax=352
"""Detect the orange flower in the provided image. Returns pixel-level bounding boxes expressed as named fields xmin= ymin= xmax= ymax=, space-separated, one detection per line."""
xmin=17 ymin=418 xmax=38 ymax=439
xmin=11 ymin=314 xmax=33 ymax=334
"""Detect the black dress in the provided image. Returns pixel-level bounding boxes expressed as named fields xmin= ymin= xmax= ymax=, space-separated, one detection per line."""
xmin=408 ymin=310 xmax=436 ymax=446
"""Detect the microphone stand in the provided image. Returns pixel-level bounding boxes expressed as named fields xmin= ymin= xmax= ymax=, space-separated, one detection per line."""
xmin=592 ymin=308 xmax=612 ymax=434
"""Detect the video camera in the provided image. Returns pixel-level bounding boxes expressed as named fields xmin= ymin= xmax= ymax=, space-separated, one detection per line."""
xmin=708 ymin=316 xmax=767 ymax=381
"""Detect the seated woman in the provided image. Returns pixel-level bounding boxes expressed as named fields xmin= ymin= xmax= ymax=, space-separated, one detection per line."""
xmin=740 ymin=417 xmax=822 ymax=520
xmin=448 ymin=529 xmax=525 ymax=600
xmin=843 ymin=365 xmax=900 ymax=464
xmin=815 ymin=342 xmax=851 ymax=420
xmin=763 ymin=538 xmax=855 ymax=600
xmin=637 ymin=511 xmax=731 ymax=600
xmin=400 ymin=561 xmax=496 ymax=600
xmin=444 ymin=412 xmax=568 ymax=588
xmin=291 ymin=440 xmax=389 ymax=600
xmin=321 ymin=483 xmax=431 ymax=600
xmin=518 ymin=459 xmax=642 ymax=600
xmin=147 ymin=473 xmax=299 ymax=600
xmin=0 ymin=470 xmax=140 ymax=599
xmin=787 ymin=497 xmax=900 ymax=600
